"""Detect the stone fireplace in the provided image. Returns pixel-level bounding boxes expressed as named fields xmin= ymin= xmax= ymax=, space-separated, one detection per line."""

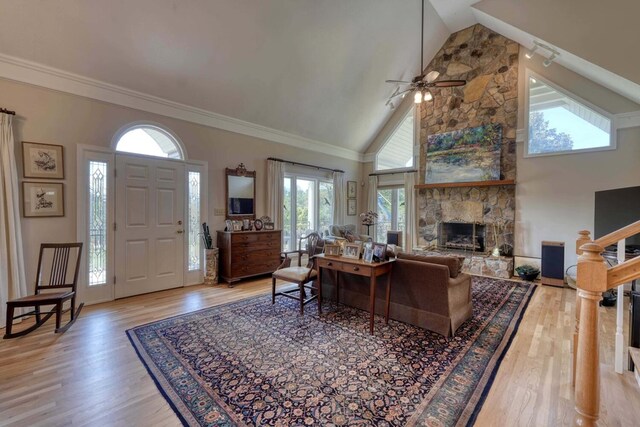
xmin=439 ymin=222 xmax=486 ymax=253
xmin=414 ymin=24 xmax=518 ymax=279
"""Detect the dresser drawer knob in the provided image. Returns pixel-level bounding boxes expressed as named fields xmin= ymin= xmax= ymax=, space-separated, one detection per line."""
xmin=327 ymin=262 xmax=333 ymax=266
xmin=353 ymin=267 xmax=359 ymax=271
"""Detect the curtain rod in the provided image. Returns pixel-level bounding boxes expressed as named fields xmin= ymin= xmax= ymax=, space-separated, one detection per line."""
xmin=267 ymin=157 xmax=344 ymax=173
xmin=369 ymin=169 xmax=417 ymax=177
xmin=0 ymin=108 xmax=16 ymax=116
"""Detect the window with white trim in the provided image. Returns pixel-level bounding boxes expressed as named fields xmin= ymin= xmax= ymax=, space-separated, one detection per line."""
xmin=283 ymin=176 xmax=333 ymax=251
xmin=376 ymin=186 xmax=405 ymax=239
xmin=115 ymin=125 xmax=184 ymax=159
xmin=375 ymin=107 xmax=415 ymax=171
xmin=526 ymin=72 xmax=614 ymax=156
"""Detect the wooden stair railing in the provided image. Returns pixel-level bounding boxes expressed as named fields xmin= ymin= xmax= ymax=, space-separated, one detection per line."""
xmin=573 ymin=219 xmax=640 ymax=426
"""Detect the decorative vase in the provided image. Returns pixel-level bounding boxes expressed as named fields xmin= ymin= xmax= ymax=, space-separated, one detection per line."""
xmin=491 ymin=246 xmax=500 ymax=257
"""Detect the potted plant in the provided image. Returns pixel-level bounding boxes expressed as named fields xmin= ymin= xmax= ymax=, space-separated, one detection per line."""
xmin=515 ymin=265 xmax=540 ymax=281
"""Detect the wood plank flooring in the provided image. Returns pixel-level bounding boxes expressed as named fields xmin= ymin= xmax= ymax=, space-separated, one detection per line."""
xmin=1 ymin=279 xmax=639 ymax=426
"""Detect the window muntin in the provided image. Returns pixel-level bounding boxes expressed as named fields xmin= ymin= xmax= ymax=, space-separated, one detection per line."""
xmin=526 ymin=73 xmax=613 ymax=156
xmin=188 ymin=171 xmax=201 ymax=271
xmin=115 ymin=126 xmax=183 ymax=159
xmin=88 ymin=161 xmax=108 ymax=286
xmin=283 ymin=175 xmax=333 ymax=251
xmin=375 ymin=108 xmax=415 ymax=171
xmin=376 ymin=187 xmax=405 ymax=240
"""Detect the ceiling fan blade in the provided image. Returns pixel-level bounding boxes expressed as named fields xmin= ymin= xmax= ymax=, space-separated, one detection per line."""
xmin=385 ymin=79 xmax=412 ymax=84
xmin=429 ymin=80 xmax=467 ymax=88
xmin=424 ymin=70 xmax=440 ymax=83
xmin=390 ymin=88 xmax=414 ymax=99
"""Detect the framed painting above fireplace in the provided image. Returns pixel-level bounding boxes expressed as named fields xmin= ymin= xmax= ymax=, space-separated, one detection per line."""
xmin=425 ymin=124 xmax=502 ymax=184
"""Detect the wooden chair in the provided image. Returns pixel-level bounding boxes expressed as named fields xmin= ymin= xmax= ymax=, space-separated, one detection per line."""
xmin=272 ymin=233 xmax=321 ymax=314
xmin=4 ymin=243 xmax=84 ymax=339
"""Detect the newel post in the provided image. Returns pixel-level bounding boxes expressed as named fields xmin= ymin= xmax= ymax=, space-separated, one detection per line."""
xmin=573 ymin=230 xmax=592 ymax=386
xmin=574 ymin=242 xmax=607 ymax=427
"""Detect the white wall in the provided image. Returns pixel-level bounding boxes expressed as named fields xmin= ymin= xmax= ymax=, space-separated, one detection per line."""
xmin=1 ymin=78 xmax=362 ymax=288
xmin=515 ymin=52 xmax=640 ymax=268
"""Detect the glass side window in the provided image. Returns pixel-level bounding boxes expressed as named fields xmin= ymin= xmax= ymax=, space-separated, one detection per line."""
xmin=88 ymin=161 xmax=108 ymax=286
xmin=188 ymin=171 xmax=201 ymax=271
xmin=527 ymin=75 xmax=613 ymax=156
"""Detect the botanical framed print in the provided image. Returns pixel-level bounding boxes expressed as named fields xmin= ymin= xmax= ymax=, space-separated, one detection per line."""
xmin=22 ymin=142 xmax=64 ymax=179
xmin=347 ymin=199 xmax=357 ymax=216
xmin=23 ymin=182 xmax=64 ymax=217
xmin=347 ymin=181 xmax=357 ymax=199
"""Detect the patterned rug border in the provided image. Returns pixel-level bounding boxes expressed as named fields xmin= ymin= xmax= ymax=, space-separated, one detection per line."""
xmin=127 ymin=279 xmax=537 ymax=427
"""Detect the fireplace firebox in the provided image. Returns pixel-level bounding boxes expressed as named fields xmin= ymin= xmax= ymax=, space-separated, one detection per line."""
xmin=438 ymin=222 xmax=486 ymax=253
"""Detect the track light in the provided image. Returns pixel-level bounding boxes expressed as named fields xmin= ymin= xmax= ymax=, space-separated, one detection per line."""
xmin=543 ymin=53 xmax=557 ymax=67
xmin=525 ymin=45 xmax=538 ymax=59
xmin=414 ymin=91 xmax=423 ymax=104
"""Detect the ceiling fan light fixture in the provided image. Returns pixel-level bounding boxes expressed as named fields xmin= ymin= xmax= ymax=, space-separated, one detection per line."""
xmin=423 ymin=91 xmax=433 ymax=102
xmin=414 ymin=91 xmax=423 ymax=104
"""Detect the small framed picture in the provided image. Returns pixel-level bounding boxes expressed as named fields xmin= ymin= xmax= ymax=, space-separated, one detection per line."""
xmin=342 ymin=242 xmax=362 ymax=259
xmin=22 ymin=142 xmax=64 ymax=179
xmin=347 ymin=181 xmax=357 ymax=199
xmin=263 ymin=221 xmax=275 ymax=230
xmin=225 ymin=219 xmax=233 ymax=231
xmin=363 ymin=247 xmax=374 ymax=263
xmin=232 ymin=220 xmax=243 ymax=231
xmin=23 ymin=182 xmax=64 ymax=217
xmin=347 ymin=199 xmax=357 ymax=216
xmin=254 ymin=218 xmax=264 ymax=231
xmin=324 ymin=244 xmax=341 ymax=256
xmin=372 ymin=242 xmax=387 ymax=262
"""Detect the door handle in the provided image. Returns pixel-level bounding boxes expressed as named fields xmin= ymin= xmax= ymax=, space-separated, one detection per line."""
xmin=177 ymin=230 xmax=184 ymax=234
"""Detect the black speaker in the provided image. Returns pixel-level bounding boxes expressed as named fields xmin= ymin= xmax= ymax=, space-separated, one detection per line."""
xmin=541 ymin=241 xmax=565 ymax=287
xmin=387 ymin=231 xmax=403 ymax=247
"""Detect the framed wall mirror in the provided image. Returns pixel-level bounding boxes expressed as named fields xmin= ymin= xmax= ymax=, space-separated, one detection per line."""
xmin=225 ymin=163 xmax=256 ymax=220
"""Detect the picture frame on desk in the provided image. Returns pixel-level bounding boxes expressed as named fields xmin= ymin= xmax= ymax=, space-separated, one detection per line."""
xmin=342 ymin=242 xmax=362 ymax=259
xmin=324 ymin=244 xmax=341 ymax=256
xmin=372 ymin=242 xmax=387 ymax=262
xmin=363 ymin=247 xmax=374 ymax=263
xmin=263 ymin=221 xmax=275 ymax=230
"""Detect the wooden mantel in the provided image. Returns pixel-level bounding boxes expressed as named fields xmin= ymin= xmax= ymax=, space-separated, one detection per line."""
xmin=415 ymin=179 xmax=515 ymax=189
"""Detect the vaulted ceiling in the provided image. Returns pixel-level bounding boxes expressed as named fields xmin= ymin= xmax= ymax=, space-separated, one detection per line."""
xmin=0 ymin=0 xmax=637 ymax=159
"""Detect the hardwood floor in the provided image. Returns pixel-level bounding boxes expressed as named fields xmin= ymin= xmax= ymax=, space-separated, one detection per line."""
xmin=1 ymin=279 xmax=639 ymax=426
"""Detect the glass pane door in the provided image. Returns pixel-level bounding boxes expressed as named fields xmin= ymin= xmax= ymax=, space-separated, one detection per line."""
xmin=319 ymin=181 xmax=333 ymax=234
xmin=283 ymin=177 xmax=293 ymax=251
xmin=376 ymin=189 xmax=393 ymax=239
xmin=296 ymin=179 xmax=316 ymax=245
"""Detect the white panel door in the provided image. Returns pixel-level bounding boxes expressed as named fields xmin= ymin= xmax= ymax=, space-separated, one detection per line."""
xmin=115 ymin=154 xmax=185 ymax=298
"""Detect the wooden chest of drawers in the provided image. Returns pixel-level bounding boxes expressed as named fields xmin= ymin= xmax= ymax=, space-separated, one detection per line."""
xmin=217 ymin=230 xmax=282 ymax=285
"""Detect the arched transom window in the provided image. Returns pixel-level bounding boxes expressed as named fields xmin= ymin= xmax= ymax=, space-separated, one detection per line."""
xmin=115 ymin=124 xmax=184 ymax=159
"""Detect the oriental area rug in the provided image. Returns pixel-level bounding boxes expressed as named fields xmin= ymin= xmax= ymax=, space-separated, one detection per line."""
xmin=127 ymin=277 xmax=535 ymax=427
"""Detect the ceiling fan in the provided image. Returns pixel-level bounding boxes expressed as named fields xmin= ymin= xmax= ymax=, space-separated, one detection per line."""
xmin=385 ymin=0 xmax=466 ymax=109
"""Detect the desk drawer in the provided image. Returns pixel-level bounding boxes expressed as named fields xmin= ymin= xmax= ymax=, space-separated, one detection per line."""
xmin=317 ymin=257 xmax=342 ymax=270
xmin=339 ymin=263 xmax=372 ymax=277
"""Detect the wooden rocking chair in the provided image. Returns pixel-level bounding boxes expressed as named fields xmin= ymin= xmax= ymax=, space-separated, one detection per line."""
xmin=4 ymin=243 xmax=84 ymax=339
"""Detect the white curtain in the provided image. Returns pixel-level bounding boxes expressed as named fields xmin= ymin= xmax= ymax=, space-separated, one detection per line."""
xmin=404 ymin=171 xmax=417 ymax=252
xmin=0 ymin=113 xmax=27 ymax=328
xmin=332 ymin=171 xmax=345 ymax=226
xmin=266 ymin=159 xmax=285 ymax=229
xmin=367 ymin=175 xmax=378 ymax=240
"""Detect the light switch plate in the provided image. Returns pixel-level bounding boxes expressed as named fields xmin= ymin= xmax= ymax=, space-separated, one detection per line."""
xmin=214 ymin=208 xmax=225 ymax=216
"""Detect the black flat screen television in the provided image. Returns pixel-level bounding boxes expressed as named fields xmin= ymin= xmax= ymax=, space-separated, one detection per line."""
xmin=594 ymin=185 xmax=640 ymax=246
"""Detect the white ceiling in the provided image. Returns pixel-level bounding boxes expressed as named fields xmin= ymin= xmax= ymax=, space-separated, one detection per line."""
xmin=0 ymin=0 xmax=450 ymax=154
xmin=0 ymin=0 xmax=637 ymax=158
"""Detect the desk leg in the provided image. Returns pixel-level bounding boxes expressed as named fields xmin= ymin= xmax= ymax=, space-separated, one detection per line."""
xmin=369 ymin=274 xmax=376 ymax=335
xmin=336 ymin=270 xmax=340 ymax=307
xmin=318 ymin=267 xmax=323 ymax=314
xmin=385 ymin=272 xmax=391 ymax=324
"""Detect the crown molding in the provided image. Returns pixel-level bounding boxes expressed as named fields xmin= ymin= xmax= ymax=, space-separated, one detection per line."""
xmin=0 ymin=53 xmax=364 ymax=162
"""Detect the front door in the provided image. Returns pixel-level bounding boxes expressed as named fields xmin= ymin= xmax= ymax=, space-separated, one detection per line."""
xmin=115 ymin=154 xmax=185 ymax=298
